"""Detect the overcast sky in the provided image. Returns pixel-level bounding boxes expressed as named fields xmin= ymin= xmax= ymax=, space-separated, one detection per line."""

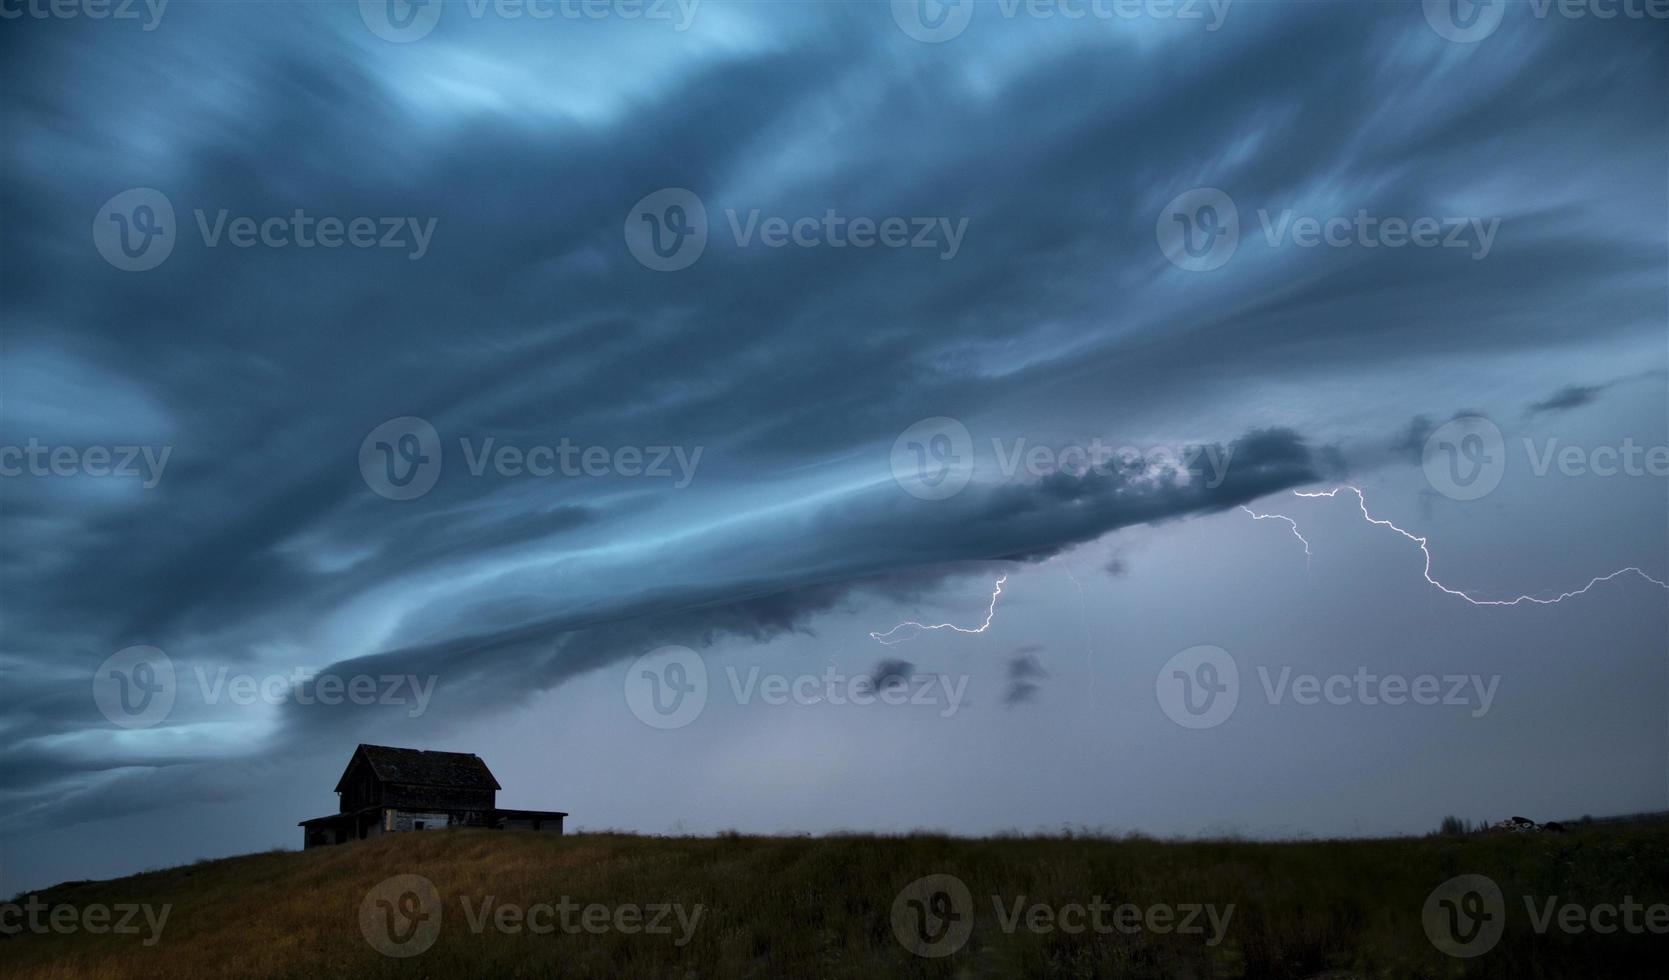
xmin=1 ymin=2 xmax=1666 ymax=896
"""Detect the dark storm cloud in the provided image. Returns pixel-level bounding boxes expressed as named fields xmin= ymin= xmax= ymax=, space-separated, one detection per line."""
xmin=1004 ymin=652 xmax=1049 ymax=707
xmin=1528 ymin=384 xmax=1608 ymax=415
xmin=1 ymin=421 xmax=1330 ymax=832
xmin=1522 ymin=371 xmax=1669 ymax=417
xmin=3 ymin=3 xmax=1665 ymax=836
xmin=1390 ymin=416 xmax=1442 ymax=465
xmin=860 ymin=660 xmax=916 ymax=695
xmin=275 ymin=425 xmax=1326 ymax=729
xmin=1391 ymin=412 xmax=1497 ymax=465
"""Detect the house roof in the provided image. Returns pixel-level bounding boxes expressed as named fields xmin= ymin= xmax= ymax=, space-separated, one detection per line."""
xmin=299 ymin=805 xmax=383 ymax=827
xmin=334 ymin=743 xmax=502 ymax=793
xmin=496 ymin=808 xmax=569 ymax=819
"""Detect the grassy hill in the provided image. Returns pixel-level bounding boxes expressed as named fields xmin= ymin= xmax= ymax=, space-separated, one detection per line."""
xmin=2 ymin=820 xmax=1665 ymax=978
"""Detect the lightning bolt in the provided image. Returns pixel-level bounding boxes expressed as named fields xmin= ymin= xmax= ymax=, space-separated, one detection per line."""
xmin=1051 ymin=555 xmax=1097 ymax=687
xmin=1255 ymin=486 xmax=1669 ymax=606
xmin=1240 ymin=504 xmax=1312 ymax=567
xmin=870 ymin=574 xmax=1008 ymax=645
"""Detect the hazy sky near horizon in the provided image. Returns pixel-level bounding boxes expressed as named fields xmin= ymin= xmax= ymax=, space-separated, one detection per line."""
xmin=2 ymin=2 xmax=1666 ymax=895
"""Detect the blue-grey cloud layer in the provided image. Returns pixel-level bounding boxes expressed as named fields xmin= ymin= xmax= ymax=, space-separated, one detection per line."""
xmin=1 ymin=3 xmax=1665 ymax=888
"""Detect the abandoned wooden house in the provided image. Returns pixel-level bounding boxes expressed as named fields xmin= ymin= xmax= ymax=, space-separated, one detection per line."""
xmin=298 ymin=743 xmax=568 ymax=848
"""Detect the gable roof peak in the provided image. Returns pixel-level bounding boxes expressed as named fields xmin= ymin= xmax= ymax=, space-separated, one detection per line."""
xmin=333 ymin=743 xmax=502 ymax=792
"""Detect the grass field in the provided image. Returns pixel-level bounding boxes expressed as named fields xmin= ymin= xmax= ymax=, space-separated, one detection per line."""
xmin=2 ymin=819 xmax=1665 ymax=978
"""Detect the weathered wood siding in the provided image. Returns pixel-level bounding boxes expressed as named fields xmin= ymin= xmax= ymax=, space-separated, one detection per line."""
xmin=339 ymin=757 xmax=382 ymax=812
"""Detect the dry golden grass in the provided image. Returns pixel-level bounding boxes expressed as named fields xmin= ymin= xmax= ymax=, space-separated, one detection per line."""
xmin=2 ymin=821 xmax=1665 ymax=978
